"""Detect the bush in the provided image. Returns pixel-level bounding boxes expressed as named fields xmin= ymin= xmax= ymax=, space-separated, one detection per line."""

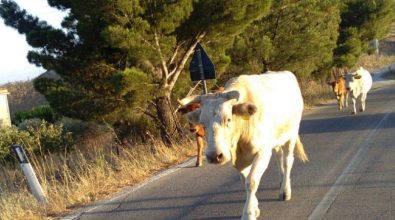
xmin=17 ymin=118 xmax=42 ymax=131
xmin=57 ymin=117 xmax=89 ymax=137
xmin=0 ymin=126 xmax=34 ymax=161
xmin=27 ymin=121 xmax=75 ymax=153
xmin=12 ymin=105 xmax=58 ymax=125
xmin=0 ymin=121 xmax=75 ymax=160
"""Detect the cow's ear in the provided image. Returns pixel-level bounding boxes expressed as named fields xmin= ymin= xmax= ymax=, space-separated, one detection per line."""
xmin=187 ymin=109 xmax=201 ymax=124
xmin=354 ymin=75 xmax=362 ymax=79
xmin=232 ymin=103 xmax=257 ymax=119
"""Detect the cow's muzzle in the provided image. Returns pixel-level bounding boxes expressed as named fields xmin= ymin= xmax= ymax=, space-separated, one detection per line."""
xmin=206 ymin=152 xmax=224 ymax=164
xmin=346 ymin=87 xmax=351 ymax=91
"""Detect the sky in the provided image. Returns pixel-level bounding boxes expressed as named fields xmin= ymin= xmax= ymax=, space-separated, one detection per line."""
xmin=0 ymin=0 xmax=67 ymax=85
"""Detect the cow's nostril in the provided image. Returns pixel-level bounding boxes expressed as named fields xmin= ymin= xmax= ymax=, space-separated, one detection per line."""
xmin=190 ymin=128 xmax=197 ymax=133
xmin=216 ymin=153 xmax=223 ymax=162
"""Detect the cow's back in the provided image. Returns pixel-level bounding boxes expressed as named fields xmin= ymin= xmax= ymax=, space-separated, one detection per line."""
xmin=361 ymin=70 xmax=372 ymax=93
xmin=224 ymin=71 xmax=304 ymax=146
xmin=224 ymin=71 xmax=303 ymax=112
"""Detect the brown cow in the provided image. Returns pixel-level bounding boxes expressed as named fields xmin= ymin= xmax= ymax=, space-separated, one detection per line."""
xmin=178 ymin=87 xmax=224 ymax=167
xmin=178 ymin=103 xmax=205 ymax=167
xmin=328 ymin=69 xmax=348 ymax=110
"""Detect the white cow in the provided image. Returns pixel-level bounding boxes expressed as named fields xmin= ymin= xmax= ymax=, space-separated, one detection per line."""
xmin=180 ymin=71 xmax=308 ymax=220
xmin=345 ymin=67 xmax=372 ymax=114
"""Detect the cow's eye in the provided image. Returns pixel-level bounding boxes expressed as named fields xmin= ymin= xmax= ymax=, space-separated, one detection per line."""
xmin=227 ymin=118 xmax=231 ymax=123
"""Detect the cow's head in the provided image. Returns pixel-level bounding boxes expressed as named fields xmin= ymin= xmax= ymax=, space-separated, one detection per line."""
xmin=327 ymin=78 xmax=345 ymax=100
xmin=345 ymin=70 xmax=362 ymax=92
xmin=180 ymin=91 xmax=257 ymax=164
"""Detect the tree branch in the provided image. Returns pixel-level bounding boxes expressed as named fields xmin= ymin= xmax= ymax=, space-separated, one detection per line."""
xmin=168 ymin=32 xmax=206 ymax=90
xmin=169 ymin=41 xmax=185 ymax=66
xmin=154 ymin=30 xmax=169 ymax=82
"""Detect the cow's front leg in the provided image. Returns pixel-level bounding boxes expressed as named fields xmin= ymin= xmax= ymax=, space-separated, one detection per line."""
xmin=345 ymin=92 xmax=349 ymax=107
xmin=351 ymin=97 xmax=357 ymax=114
xmin=241 ymin=149 xmax=272 ymax=220
xmin=196 ymin=136 xmax=204 ymax=167
xmin=339 ymin=95 xmax=344 ymax=110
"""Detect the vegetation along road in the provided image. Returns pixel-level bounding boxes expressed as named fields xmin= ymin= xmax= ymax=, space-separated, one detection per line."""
xmin=65 ymin=78 xmax=395 ymax=219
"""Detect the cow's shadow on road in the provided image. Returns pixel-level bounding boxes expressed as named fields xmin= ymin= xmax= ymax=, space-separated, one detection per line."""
xmin=76 ymin=188 xmax=280 ymax=219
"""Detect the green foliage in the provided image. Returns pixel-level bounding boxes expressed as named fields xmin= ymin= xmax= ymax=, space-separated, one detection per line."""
xmin=0 ymin=121 xmax=75 ymax=160
xmin=0 ymin=126 xmax=32 ymax=161
xmin=28 ymin=121 xmax=75 ymax=153
xmin=12 ymin=105 xmax=58 ymax=125
xmin=225 ymin=0 xmax=340 ymax=80
xmin=334 ymin=0 xmax=395 ymax=67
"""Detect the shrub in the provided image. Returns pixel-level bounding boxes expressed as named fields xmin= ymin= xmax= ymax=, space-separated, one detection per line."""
xmin=13 ymin=105 xmax=58 ymax=125
xmin=0 ymin=121 xmax=75 ymax=160
xmin=57 ymin=117 xmax=89 ymax=137
xmin=0 ymin=126 xmax=34 ymax=161
xmin=17 ymin=118 xmax=42 ymax=131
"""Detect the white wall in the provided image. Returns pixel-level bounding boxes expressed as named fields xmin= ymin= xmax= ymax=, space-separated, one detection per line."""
xmin=0 ymin=91 xmax=11 ymax=128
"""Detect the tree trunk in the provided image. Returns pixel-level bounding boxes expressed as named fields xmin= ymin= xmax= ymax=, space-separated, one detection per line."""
xmin=155 ymin=94 xmax=180 ymax=146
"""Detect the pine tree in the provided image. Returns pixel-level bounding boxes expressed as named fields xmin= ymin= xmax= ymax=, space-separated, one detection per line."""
xmin=334 ymin=0 xmax=395 ymax=67
xmin=225 ymin=0 xmax=340 ymax=80
xmin=0 ymin=0 xmax=271 ymax=144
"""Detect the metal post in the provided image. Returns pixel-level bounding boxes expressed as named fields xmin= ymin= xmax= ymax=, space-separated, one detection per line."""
xmin=202 ymin=80 xmax=208 ymax=94
xmin=11 ymin=144 xmax=48 ymax=204
xmin=374 ymin=39 xmax=379 ymax=54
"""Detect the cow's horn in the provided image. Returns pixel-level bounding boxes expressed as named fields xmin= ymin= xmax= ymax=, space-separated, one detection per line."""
xmin=223 ymin=90 xmax=240 ymax=101
xmin=179 ymin=95 xmax=201 ymax=105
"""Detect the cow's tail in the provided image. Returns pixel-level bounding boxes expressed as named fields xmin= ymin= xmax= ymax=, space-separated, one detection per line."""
xmin=295 ymin=136 xmax=309 ymax=163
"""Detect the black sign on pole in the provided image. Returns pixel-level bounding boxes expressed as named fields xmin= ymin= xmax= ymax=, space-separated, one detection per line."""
xmin=189 ymin=43 xmax=216 ymax=82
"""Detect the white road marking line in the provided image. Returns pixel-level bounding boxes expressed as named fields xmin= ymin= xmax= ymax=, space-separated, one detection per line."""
xmin=307 ymin=111 xmax=391 ymax=220
xmin=62 ymin=157 xmax=196 ymax=220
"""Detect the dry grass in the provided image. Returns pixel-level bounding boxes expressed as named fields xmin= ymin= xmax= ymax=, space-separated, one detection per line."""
xmin=300 ymin=79 xmax=333 ymax=109
xmin=0 ymin=135 xmax=196 ymax=220
xmin=355 ymin=54 xmax=395 ymax=72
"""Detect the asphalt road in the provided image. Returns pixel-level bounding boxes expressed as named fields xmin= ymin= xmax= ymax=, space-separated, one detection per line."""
xmin=68 ymin=79 xmax=395 ymax=220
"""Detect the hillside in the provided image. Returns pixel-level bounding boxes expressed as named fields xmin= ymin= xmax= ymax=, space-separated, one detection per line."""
xmin=0 ymin=80 xmax=47 ymax=117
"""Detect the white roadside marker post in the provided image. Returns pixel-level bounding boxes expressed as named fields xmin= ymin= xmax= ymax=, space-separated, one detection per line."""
xmin=11 ymin=144 xmax=48 ymax=204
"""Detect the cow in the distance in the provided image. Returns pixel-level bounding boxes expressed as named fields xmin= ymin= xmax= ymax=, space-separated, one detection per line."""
xmin=327 ymin=77 xmax=348 ymax=110
xmin=327 ymin=68 xmax=349 ymax=110
xmin=178 ymin=102 xmax=205 ymax=167
xmin=180 ymin=71 xmax=308 ymax=220
xmin=345 ymin=67 xmax=372 ymax=114
xmin=178 ymin=87 xmax=224 ymax=167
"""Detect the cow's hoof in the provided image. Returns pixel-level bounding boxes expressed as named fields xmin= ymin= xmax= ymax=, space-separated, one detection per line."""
xmin=359 ymin=108 xmax=364 ymax=112
xmin=279 ymin=193 xmax=291 ymax=201
xmin=195 ymin=162 xmax=202 ymax=167
xmin=351 ymin=111 xmax=356 ymax=115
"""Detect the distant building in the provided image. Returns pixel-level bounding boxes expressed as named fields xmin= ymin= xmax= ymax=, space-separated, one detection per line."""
xmin=0 ymin=89 xmax=11 ymax=128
